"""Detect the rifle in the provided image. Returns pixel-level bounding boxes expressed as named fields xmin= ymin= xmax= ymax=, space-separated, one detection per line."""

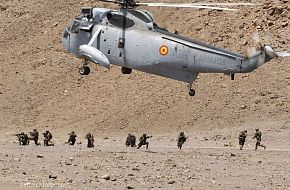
xmin=13 ymin=134 xmax=23 ymax=140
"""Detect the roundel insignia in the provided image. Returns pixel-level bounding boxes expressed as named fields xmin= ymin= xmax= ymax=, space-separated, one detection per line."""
xmin=159 ymin=45 xmax=169 ymax=56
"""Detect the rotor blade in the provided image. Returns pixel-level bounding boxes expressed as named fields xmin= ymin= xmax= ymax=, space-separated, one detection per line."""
xmin=99 ymin=0 xmax=120 ymax=4
xmin=137 ymin=3 xmax=238 ymax=11
xmin=137 ymin=2 xmax=257 ymax=7
xmin=252 ymin=32 xmax=260 ymax=44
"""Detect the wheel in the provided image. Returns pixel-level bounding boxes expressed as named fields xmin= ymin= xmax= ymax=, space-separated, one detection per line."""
xmin=79 ymin=66 xmax=90 ymax=75
xmin=188 ymin=89 xmax=195 ymax=96
xmin=121 ymin=67 xmax=132 ymax=74
xmin=230 ymin=74 xmax=235 ymax=80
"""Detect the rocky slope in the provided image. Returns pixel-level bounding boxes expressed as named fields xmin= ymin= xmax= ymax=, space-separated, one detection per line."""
xmin=0 ymin=0 xmax=289 ymax=135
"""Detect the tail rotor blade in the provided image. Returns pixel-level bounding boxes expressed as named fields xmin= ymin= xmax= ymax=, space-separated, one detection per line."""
xmin=247 ymin=47 xmax=258 ymax=57
xmin=252 ymin=32 xmax=260 ymax=44
xmin=276 ymin=52 xmax=290 ymax=57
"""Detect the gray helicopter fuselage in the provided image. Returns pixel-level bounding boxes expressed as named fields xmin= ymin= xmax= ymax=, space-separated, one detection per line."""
xmin=62 ymin=8 xmax=278 ymax=83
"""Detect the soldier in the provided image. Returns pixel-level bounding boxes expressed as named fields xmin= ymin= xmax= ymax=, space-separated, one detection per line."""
xmin=238 ymin=130 xmax=247 ymax=150
xmin=85 ymin=132 xmax=94 ymax=148
xmin=177 ymin=132 xmax=187 ymax=149
xmin=16 ymin=133 xmax=24 ymax=145
xmin=252 ymin=128 xmax=266 ymax=150
xmin=17 ymin=132 xmax=29 ymax=145
xmin=30 ymin=129 xmax=39 ymax=145
xmin=68 ymin=131 xmax=77 ymax=145
xmin=137 ymin=133 xmax=152 ymax=149
xmin=125 ymin=133 xmax=136 ymax=147
xmin=43 ymin=130 xmax=53 ymax=146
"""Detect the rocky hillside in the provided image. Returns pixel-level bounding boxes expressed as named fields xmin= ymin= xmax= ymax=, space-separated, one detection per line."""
xmin=0 ymin=0 xmax=289 ymax=136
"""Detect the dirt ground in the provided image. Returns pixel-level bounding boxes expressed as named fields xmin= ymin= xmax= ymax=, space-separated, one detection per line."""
xmin=1 ymin=121 xmax=290 ymax=190
xmin=0 ymin=0 xmax=290 ymax=189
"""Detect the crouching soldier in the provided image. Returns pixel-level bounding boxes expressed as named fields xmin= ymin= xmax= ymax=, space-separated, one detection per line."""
xmin=85 ymin=132 xmax=94 ymax=148
xmin=17 ymin=132 xmax=29 ymax=145
xmin=239 ymin=130 xmax=247 ymax=150
xmin=30 ymin=129 xmax=39 ymax=145
xmin=126 ymin=133 xmax=136 ymax=147
xmin=68 ymin=131 xmax=77 ymax=145
xmin=43 ymin=130 xmax=53 ymax=146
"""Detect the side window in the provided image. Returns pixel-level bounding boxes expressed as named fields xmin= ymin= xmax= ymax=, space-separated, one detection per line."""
xmin=107 ymin=13 xmax=135 ymax=28
xmin=128 ymin=10 xmax=151 ymax=23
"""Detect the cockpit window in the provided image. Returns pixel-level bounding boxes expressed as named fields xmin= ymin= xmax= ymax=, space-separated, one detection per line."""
xmin=70 ymin=20 xmax=80 ymax=33
xmin=128 ymin=10 xmax=151 ymax=23
xmin=107 ymin=13 xmax=135 ymax=28
xmin=69 ymin=17 xmax=94 ymax=33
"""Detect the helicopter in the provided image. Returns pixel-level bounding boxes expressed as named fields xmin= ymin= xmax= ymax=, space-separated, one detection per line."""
xmin=62 ymin=0 xmax=290 ymax=96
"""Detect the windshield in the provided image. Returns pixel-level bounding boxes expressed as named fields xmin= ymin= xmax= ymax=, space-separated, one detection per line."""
xmin=128 ymin=10 xmax=151 ymax=23
xmin=69 ymin=17 xmax=94 ymax=33
xmin=70 ymin=20 xmax=80 ymax=33
xmin=107 ymin=13 xmax=135 ymax=28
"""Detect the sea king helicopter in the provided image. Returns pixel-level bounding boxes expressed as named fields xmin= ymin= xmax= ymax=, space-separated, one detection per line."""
xmin=62 ymin=0 xmax=290 ymax=96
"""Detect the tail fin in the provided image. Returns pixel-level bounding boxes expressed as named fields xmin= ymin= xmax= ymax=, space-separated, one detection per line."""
xmin=240 ymin=46 xmax=289 ymax=73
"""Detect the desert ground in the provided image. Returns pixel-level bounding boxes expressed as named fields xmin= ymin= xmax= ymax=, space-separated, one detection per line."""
xmin=0 ymin=0 xmax=290 ymax=189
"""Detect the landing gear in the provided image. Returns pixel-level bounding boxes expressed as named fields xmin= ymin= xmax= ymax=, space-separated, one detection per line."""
xmin=189 ymin=89 xmax=195 ymax=96
xmin=121 ymin=67 xmax=132 ymax=74
xmin=79 ymin=58 xmax=90 ymax=75
xmin=79 ymin=66 xmax=90 ymax=75
xmin=188 ymin=82 xmax=195 ymax=96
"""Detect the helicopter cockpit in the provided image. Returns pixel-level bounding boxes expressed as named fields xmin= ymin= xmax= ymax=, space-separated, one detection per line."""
xmin=66 ymin=7 xmax=156 ymax=35
xmin=67 ymin=8 xmax=96 ymax=34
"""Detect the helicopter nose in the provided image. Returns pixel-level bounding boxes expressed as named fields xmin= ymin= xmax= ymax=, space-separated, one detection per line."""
xmin=62 ymin=28 xmax=70 ymax=51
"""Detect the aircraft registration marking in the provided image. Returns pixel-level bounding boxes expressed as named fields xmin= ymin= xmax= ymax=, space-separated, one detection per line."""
xmin=197 ymin=55 xmax=227 ymax=65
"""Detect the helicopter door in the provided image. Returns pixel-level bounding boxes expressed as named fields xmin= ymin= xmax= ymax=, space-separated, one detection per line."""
xmin=123 ymin=32 xmax=150 ymax=68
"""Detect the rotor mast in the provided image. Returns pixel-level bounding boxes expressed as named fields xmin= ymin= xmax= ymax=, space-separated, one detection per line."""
xmin=100 ymin=0 xmax=139 ymax=8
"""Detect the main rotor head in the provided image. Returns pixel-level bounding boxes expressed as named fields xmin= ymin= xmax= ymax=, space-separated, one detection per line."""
xmin=100 ymin=0 xmax=139 ymax=8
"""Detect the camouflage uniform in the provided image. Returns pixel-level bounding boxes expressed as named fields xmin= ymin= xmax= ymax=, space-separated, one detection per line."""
xmin=252 ymin=129 xmax=266 ymax=150
xmin=177 ymin=132 xmax=187 ymax=149
xmin=85 ymin=133 xmax=94 ymax=148
xmin=30 ymin=129 xmax=39 ymax=145
xmin=68 ymin=131 xmax=77 ymax=145
xmin=125 ymin=133 xmax=136 ymax=147
xmin=17 ymin=132 xmax=29 ymax=145
xmin=239 ymin=130 xmax=247 ymax=150
xmin=43 ymin=130 xmax=53 ymax=146
xmin=137 ymin=134 xmax=151 ymax=149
